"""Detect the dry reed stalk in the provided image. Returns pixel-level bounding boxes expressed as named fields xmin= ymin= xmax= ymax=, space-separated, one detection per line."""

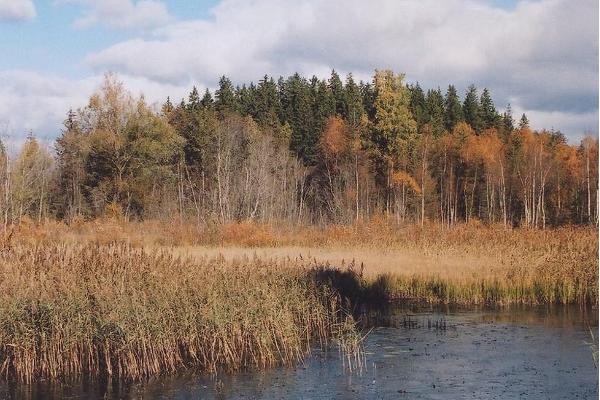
xmin=0 ymin=243 xmax=357 ymax=382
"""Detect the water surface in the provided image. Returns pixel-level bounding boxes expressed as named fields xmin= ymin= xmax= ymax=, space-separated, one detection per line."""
xmin=3 ymin=306 xmax=597 ymax=399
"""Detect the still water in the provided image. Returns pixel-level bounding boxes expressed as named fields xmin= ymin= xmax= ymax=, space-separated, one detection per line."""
xmin=2 ymin=306 xmax=598 ymax=399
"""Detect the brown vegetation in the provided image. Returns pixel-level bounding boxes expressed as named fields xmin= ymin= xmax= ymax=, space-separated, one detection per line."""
xmin=2 ymin=218 xmax=597 ymax=306
xmin=0 ymin=242 xmax=358 ymax=383
xmin=0 ymin=218 xmax=595 ymax=383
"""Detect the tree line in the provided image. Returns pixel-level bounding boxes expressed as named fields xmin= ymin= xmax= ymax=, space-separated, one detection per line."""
xmin=2 ymin=70 xmax=598 ymax=228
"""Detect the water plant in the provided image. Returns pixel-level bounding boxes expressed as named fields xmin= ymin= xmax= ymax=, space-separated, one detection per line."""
xmin=0 ymin=243 xmax=358 ymax=382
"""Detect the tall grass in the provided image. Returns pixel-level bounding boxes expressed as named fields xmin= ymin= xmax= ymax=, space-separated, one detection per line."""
xmin=0 ymin=243 xmax=357 ymax=383
xmin=313 ymin=249 xmax=597 ymax=307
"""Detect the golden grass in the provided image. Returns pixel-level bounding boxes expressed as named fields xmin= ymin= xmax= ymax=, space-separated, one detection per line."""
xmin=3 ymin=218 xmax=598 ymax=306
xmin=0 ymin=243 xmax=358 ymax=383
xmin=165 ymin=221 xmax=598 ymax=306
xmin=0 ymin=218 xmax=595 ymax=383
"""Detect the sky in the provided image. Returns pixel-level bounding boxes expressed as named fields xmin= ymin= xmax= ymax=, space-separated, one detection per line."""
xmin=0 ymin=0 xmax=597 ymax=148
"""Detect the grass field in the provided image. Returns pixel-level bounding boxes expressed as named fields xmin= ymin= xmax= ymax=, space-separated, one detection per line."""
xmin=0 ymin=219 xmax=596 ymax=382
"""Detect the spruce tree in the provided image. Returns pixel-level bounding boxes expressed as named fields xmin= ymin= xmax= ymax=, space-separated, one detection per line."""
xmin=345 ymin=73 xmax=364 ymax=128
xmin=283 ymin=74 xmax=314 ymax=164
xmin=200 ymin=89 xmax=214 ymax=109
xmin=479 ymin=88 xmax=500 ymax=130
xmin=425 ymin=88 xmax=445 ymax=137
xmin=311 ymin=77 xmax=335 ymax=129
xmin=408 ymin=83 xmax=426 ymax=129
xmin=328 ymin=69 xmax=346 ymax=117
xmin=255 ymin=75 xmax=281 ymax=130
xmin=444 ymin=85 xmax=463 ymax=130
xmin=501 ymin=104 xmax=514 ymax=135
xmin=161 ymin=97 xmax=174 ymax=116
xmin=187 ymin=87 xmax=200 ymax=111
xmin=519 ymin=113 xmax=530 ymax=130
xmin=215 ymin=76 xmax=237 ymax=115
xmin=309 ymin=78 xmax=335 ymax=162
xmin=463 ymin=84 xmax=481 ymax=132
xmin=237 ymin=84 xmax=255 ymax=117
xmin=360 ymin=81 xmax=376 ymax=120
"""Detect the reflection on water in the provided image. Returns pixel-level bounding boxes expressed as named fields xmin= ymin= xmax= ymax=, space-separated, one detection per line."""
xmin=1 ymin=305 xmax=597 ymax=400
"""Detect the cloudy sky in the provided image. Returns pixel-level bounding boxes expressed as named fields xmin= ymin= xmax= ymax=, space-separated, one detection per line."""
xmin=0 ymin=0 xmax=597 ymax=147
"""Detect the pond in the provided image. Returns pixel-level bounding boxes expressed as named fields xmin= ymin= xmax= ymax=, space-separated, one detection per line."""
xmin=2 ymin=305 xmax=597 ymax=399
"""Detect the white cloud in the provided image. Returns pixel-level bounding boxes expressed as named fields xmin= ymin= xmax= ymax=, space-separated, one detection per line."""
xmin=0 ymin=71 xmax=189 ymax=147
xmin=1 ymin=0 xmax=597 ymax=143
xmin=0 ymin=0 xmax=35 ymax=21
xmin=0 ymin=71 xmax=98 ymax=146
xmin=70 ymin=0 xmax=171 ymax=30
xmin=512 ymin=104 xmax=599 ymax=142
xmin=82 ymin=0 xmax=598 ymax=141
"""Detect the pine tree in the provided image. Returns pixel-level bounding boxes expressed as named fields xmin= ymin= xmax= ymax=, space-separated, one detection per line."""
xmin=161 ymin=97 xmax=174 ymax=116
xmin=64 ymin=108 xmax=78 ymax=131
xmin=425 ymin=88 xmax=445 ymax=137
xmin=254 ymin=75 xmax=281 ymax=130
xmin=283 ymin=74 xmax=314 ymax=164
xmin=187 ymin=87 xmax=201 ymax=112
xmin=479 ymin=88 xmax=499 ymax=130
xmin=344 ymin=73 xmax=364 ymax=128
xmin=215 ymin=76 xmax=237 ymax=115
xmin=360 ymin=81 xmax=376 ymax=120
xmin=200 ymin=89 xmax=214 ymax=109
xmin=371 ymin=70 xmax=418 ymax=216
xmin=519 ymin=113 xmax=530 ymax=130
xmin=328 ymin=69 xmax=346 ymax=116
xmin=311 ymin=77 xmax=335 ymax=132
xmin=237 ymin=84 xmax=255 ymax=117
xmin=408 ymin=83 xmax=426 ymax=129
xmin=463 ymin=84 xmax=481 ymax=132
xmin=309 ymin=78 xmax=335 ymax=163
xmin=444 ymin=85 xmax=463 ymax=130
xmin=500 ymin=104 xmax=514 ymax=137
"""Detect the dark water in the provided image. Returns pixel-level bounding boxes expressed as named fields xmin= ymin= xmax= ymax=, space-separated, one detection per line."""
xmin=2 ymin=306 xmax=598 ymax=400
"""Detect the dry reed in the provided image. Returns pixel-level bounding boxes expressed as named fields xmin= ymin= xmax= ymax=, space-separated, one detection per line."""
xmin=0 ymin=243 xmax=357 ymax=383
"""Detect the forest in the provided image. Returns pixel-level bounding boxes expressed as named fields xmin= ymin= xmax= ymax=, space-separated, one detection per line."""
xmin=0 ymin=70 xmax=598 ymax=386
xmin=4 ymin=69 xmax=598 ymax=228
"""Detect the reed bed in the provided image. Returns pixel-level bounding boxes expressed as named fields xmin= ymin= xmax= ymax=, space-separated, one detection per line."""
xmin=0 ymin=243 xmax=357 ymax=383
xmin=311 ymin=244 xmax=597 ymax=307
xmin=7 ymin=217 xmax=598 ymax=252
xmin=4 ymin=219 xmax=597 ymax=306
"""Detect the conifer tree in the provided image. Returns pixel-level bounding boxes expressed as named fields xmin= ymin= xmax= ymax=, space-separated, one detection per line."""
xmin=283 ymin=74 xmax=314 ymax=164
xmin=408 ymin=83 xmax=426 ymax=129
xmin=187 ymin=87 xmax=200 ymax=111
xmin=236 ymin=84 xmax=255 ymax=117
xmin=215 ymin=76 xmax=237 ymax=115
xmin=200 ymin=89 xmax=214 ymax=109
xmin=371 ymin=70 xmax=417 ymax=216
xmin=328 ymin=70 xmax=346 ymax=117
xmin=344 ymin=73 xmax=364 ymax=128
xmin=444 ymin=85 xmax=463 ymax=130
xmin=311 ymin=78 xmax=335 ymax=132
xmin=519 ymin=113 xmax=530 ymax=129
xmin=161 ymin=97 xmax=174 ymax=116
xmin=255 ymin=75 xmax=281 ymax=130
xmin=307 ymin=78 xmax=335 ymax=164
xmin=479 ymin=88 xmax=500 ymax=130
xmin=500 ymin=104 xmax=514 ymax=137
xmin=55 ymin=109 xmax=87 ymax=220
xmin=463 ymin=84 xmax=481 ymax=132
xmin=360 ymin=81 xmax=376 ymax=120
xmin=425 ymin=88 xmax=445 ymax=137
